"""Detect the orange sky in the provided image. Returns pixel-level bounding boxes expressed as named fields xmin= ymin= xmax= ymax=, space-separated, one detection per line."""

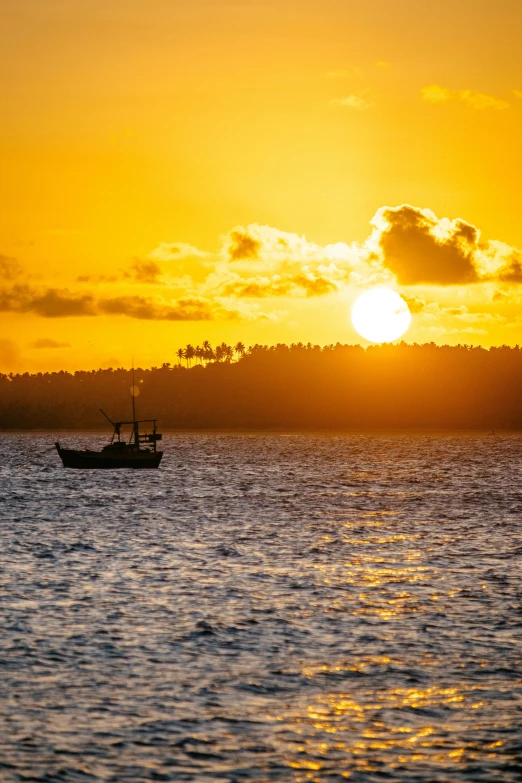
xmin=2 ymin=0 xmax=522 ymax=371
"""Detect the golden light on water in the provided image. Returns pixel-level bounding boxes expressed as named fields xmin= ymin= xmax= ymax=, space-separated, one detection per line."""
xmin=351 ymin=289 xmax=411 ymax=343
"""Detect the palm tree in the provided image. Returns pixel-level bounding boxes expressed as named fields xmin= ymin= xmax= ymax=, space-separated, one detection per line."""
xmin=214 ymin=344 xmax=224 ymax=362
xmin=234 ymin=341 xmax=245 ymax=361
xmin=201 ymin=340 xmax=213 ymax=364
xmin=176 ymin=348 xmax=184 ymax=367
xmin=195 ymin=345 xmax=204 ymax=365
xmin=185 ymin=344 xmax=195 ymax=368
xmin=224 ymin=344 xmax=234 ymax=362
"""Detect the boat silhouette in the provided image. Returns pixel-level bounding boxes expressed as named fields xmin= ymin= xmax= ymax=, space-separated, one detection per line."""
xmin=55 ymin=373 xmax=163 ymax=469
xmin=55 ymin=409 xmax=163 ymax=469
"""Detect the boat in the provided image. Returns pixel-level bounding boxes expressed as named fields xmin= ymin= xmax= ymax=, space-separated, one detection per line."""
xmin=56 ymin=403 xmax=163 ymax=470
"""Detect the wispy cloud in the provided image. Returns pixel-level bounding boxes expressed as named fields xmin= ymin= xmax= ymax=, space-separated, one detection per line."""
xmin=330 ymin=95 xmax=373 ymax=110
xmin=421 ymin=85 xmax=509 ymax=110
xmin=30 ymin=338 xmax=71 ymax=349
xmin=148 ymin=242 xmax=210 ymax=261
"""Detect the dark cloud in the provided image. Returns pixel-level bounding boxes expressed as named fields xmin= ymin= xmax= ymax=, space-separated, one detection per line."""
xmin=498 ymin=253 xmax=522 ymax=283
xmin=0 ymin=285 xmax=97 ymax=316
xmin=376 ymin=205 xmax=479 ymax=285
xmin=29 ymin=290 xmax=97 ymax=317
xmin=126 ymin=259 xmax=163 ymax=284
xmin=30 ymin=338 xmax=71 ymax=349
xmin=222 ymin=273 xmax=338 ymax=298
xmin=228 ymin=230 xmax=261 ymax=261
xmin=293 ymin=274 xmax=338 ymax=297
xmin=98 ymin=295 xmax=216 ymax=321
xmin=0 ymin=285 xmax=227 ymax=321
xmin=225 ymin=280 xmax=292 ymax=298
xmin=0 ymin=255 xmax=22 ymax=281
xmin=76 ymin=274 xmax=118 ymax=283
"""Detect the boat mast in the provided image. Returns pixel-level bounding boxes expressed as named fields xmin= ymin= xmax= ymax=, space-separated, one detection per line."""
xmin=131 ymin=360 xmax=138 ymax=447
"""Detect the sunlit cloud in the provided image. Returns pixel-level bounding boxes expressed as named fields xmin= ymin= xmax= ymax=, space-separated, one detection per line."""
xmin=148 ymin=242 xmax=210 ymax=261
xmin=421 ymin=85 xmax=509 ymax=110
xmin=330 ymin=95 xmax=374 ymax=110
xmin=4 ymin=207 xmax=522 ymax=345
xmin=369 ymin=204 xmax=522 ymax=286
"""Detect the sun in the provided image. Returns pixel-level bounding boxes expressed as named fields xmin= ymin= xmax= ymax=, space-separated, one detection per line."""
xmin=351 ymin=288 xmax=411 ymax=343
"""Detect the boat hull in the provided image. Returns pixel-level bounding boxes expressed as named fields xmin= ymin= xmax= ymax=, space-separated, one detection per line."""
xmin=56 ymin=445 xmax=163 ymax=469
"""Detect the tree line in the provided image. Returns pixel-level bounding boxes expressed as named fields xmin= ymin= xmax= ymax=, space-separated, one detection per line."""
xmin=175 ymin=341 xmax=245 ymax=366
xmin=2 ymin=341 xmax=522 ymax=430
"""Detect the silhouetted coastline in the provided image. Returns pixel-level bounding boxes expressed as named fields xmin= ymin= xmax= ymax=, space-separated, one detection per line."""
xmin=2 ymin=342 xmax=522 ymax=431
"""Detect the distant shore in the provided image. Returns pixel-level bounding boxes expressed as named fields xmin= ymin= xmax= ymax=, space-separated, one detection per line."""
xmin=3 ymin=342 xmax=522 ymax=431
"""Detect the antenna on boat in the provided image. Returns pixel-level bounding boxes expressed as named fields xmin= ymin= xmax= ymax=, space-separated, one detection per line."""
xmin=131 ymin=358 xmax=136 ymax=421
xmin=130 ymin=358 xmax=141 ymax=446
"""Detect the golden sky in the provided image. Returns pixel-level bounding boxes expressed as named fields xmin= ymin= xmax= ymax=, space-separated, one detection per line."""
xmin=2 ymin=0 xmax=522 ymax=371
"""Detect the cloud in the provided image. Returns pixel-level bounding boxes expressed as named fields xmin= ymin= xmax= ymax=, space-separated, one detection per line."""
xmin=127 ymin=259 xmax=163 ymax=284
xmin=97 ymin=295 xmax=220 ymax=321
xmin=211 ymin=223 xmax=378 ymax=299
xmin=368 ymin=206 xmax=522 ymax=288
xmin=0 ymin=255 xmax=23 ymax=281
xmin=421 ymin=85 xmax=453 ymax=104
xmin=148 ymin=242 xmax=210 ymax=261
xmin=221 ymin=272 xmax=339 ymax=299
xmin=76 ymin=274 xmax=118 ymax=283
xmin=221 ymin=224 xmax=363 ymax=267
xmin=402 ymin=295 xmax=427 ymax=314
xmin=370 ymin=205 xmax=480 ymax=285
xmin=226 ymin=230 xmax=262 ymax=261
xmin=513 ymin=90 xmax=522 ymax=100
xmin=2 ymin=287 xmax=98 ymax=317
xmin=30 ymin=338 xmax=71 ymax=349
xmin=6 ymin=207 xmax=522 ymax=334
xmin=0 ymin=285 xmax=237 ymax=321
xmin=421 ymin=85 xmax=509 ymax=110
xmin=497 ymin=252 xmax=522 ymax=283
xmin=330 ymin=95 xmax=373 ymax=110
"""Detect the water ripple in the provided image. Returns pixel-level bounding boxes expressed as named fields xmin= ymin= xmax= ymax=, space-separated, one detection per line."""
xmin=0 ymin=434 xmax=521 ymax=781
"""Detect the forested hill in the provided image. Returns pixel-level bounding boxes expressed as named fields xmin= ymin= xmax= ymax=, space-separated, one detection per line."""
xmin=2 ymin=342 xmax=522 ymax=431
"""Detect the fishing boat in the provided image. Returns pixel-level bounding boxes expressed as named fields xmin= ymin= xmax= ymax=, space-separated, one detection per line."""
xmin=55 ymin=375 xmax=163 ymax=469
xmin=56 ymin=412 xmax=163 ymax=469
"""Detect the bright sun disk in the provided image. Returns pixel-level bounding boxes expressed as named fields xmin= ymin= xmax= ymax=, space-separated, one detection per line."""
xmin=351 ymin=288 xmax=411 ymax=343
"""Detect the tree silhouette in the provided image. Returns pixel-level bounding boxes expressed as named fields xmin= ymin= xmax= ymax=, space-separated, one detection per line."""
xmin=202 ymin=340 xmax=213 ymax=364
xmin=185 ymin=344 xmax=195 ymax=368
xmin=234 ymin=341 xmax=245 ymax=360
xmin=5 ymin=342 xmax=522 ymax=431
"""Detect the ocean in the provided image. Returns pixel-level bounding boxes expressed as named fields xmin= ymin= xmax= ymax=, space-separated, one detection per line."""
xmin=0 ymin=433 xmax=521 ymax=782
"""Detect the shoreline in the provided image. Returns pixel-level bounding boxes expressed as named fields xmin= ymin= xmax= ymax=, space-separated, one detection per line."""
xmin=0 ymin=428 xmax=517 ymax=436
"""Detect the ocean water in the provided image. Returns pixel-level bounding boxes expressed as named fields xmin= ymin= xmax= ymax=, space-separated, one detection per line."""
xmin=0 ymin=433 xmax=521 ymax=783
